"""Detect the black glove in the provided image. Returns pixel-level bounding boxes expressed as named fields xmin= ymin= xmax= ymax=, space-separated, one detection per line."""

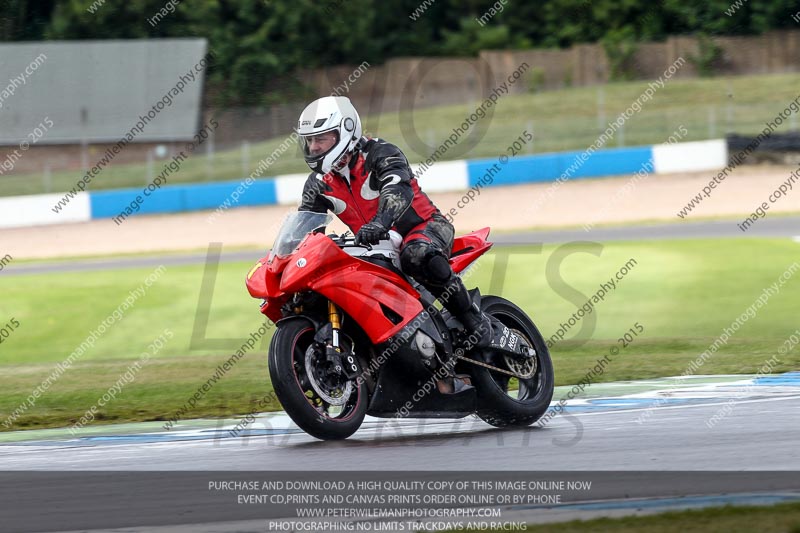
xmin=354 ymin=219 xmax=388 ymax=246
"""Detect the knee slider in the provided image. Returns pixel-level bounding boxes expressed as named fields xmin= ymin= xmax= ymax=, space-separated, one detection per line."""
xmin=401 ymin=242 xmax=453 ymax=287
xmin=400 ymin=242 xmax=428 ymax=279
xmin=425 ymin=253 xmax=453 ymax=286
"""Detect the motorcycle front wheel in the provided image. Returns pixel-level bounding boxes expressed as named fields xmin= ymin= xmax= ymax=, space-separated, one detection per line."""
xmin=469 ymin=296 xmax=555 ymax=428
xmin=268 ymin=317 xmax=368 ymax=440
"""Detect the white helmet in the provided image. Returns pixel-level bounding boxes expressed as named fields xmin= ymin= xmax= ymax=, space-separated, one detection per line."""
xmin=296 ymin=96 xmax=362 ymax=174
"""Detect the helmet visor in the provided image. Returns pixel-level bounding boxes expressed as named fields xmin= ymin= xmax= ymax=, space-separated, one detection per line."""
xmin=300 ymin=129 xmax=341 ymax=160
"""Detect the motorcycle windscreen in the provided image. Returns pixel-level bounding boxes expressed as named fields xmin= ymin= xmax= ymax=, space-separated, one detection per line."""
xmin=271 ymin=211 xmax=333 ymax=259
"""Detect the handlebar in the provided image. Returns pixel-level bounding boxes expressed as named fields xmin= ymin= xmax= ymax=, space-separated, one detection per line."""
xmin=330 ymin=231 xmax=395 ymax=251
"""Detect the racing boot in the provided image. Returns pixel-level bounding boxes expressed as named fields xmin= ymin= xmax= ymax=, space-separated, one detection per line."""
xmin=458 ymin=302 xmax=493 ymax=349
xmin=435 ymin=274 xmax=493 ymax=348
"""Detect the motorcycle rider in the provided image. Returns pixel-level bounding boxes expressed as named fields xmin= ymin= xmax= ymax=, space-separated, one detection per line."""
xmin=295 ymin=96 xmax=494 ymax=348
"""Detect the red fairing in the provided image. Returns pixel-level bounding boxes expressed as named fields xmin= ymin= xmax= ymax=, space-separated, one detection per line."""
xmin=311 ymin=272 xmax=423 ymax=344
xmin=264 ymin=233 xmax=424 ymax=344
xmin=245 ymin=255 xmax=270 ymax=298
xmin=450 ymin=227 xmax=493 ymax=274
xmin=247 ymin=228 xmax=492 ymax=340
xmin=246 ymin=254 xmax=291 ymax=323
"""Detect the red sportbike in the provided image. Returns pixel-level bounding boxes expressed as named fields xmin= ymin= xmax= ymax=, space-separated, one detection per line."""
xmin=246 ymin=211 xmax=554 ymax=440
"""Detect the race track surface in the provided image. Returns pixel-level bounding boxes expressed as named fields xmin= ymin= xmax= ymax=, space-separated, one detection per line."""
xmin=4 ymin=373 xmax=799 ymax=471
xmin=3 ymin=220 xmax=799 ymax=532
xmin=2 ymin=373 xmax=799 ymax=532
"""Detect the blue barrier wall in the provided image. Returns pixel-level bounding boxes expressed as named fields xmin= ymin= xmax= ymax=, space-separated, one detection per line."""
xmin=0 ymin=140 xmax=728 ymax=229
xmin=466 ymin=146 xmax=654 ymax=188
xmin=90 ymin=179 xmax=277 ymax=220
xmin=86 ymin=141 xmax=715 ymax=221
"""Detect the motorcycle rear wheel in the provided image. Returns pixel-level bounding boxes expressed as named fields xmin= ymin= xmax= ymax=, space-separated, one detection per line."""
xmin=470 ymin=296 xmax=555 ymax=428
xmin=268 ymin=317 xmax=368 ymax=440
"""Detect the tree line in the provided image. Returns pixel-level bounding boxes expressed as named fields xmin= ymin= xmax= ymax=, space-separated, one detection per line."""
xmin=1 ymin=0 xmax=797 ymax=105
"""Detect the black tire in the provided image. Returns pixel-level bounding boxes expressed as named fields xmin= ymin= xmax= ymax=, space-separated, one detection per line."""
xmin=469 ymin=296 xmax=555 ymax=428
xmin=268 ymin=317 xmax=368 ymax=440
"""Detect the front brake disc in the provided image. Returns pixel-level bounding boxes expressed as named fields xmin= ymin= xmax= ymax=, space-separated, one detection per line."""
xmin=304 ymin=345 xmax=352 ymax=406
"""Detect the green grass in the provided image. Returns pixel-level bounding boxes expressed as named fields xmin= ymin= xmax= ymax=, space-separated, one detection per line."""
xmin=479 ymin=238 xmax=800 ymax=382
xmin=492 ymin=209 xmax=800 ymax=234
xmin=5 ymin=72 xmax=800 ymax=197
xmin=457 ymin=501 xmax=800 ymax=533
xmin=1 ymin=237 xmax=798 ymax=431
xmin=7 ymin=244 xmax=266 ymax=265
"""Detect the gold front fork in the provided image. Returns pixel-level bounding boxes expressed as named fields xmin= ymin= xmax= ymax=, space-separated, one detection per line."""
xmin=327 ymin=300 xmax=359 ymax=377
xmin=328 ymin=301 xmax=341 ymax=351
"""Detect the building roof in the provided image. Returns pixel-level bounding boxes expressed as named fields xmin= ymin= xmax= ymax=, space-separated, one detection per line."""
xmin=0 ymin=38 xmax=208 ymax=145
